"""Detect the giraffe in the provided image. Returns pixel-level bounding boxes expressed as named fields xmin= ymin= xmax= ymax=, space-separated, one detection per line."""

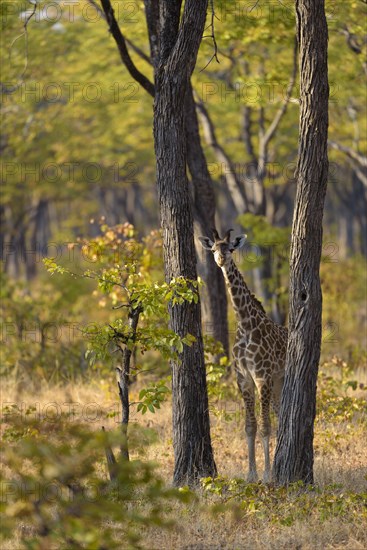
xmin=199 ymin=228 xmax=288 ymax=482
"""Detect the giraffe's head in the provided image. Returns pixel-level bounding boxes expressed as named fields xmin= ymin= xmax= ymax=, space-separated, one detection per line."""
xmin=199 ymin=229 xmax=247 ymax=268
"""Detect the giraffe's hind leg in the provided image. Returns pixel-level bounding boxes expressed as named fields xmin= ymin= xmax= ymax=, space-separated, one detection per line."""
xmin=235 ymin=364 xmax=258 ymax=482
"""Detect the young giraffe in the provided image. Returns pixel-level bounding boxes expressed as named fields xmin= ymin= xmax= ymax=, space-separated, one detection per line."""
xmin=199 ymin=228 xmax=288 ymax=482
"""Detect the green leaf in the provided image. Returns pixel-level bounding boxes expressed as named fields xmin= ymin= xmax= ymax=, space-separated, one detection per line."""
xmin=157 ymin=386 xmax=170 ymax=393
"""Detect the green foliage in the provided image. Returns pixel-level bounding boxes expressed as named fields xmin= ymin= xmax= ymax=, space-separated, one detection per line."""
xmin=203 ymin=335 xmax=238 ymax=420
xmin=1 ymin=0 xmax=366 ymax=361
xmin=137 ymin=381 xmax=170 ymax=415
xmin=1 ymin=412 xmax=194 ymax=549
xmin=321 ymin=256 xmax=367 ymax=358
xmin=200 ymin=476 xmax=367 ymax=527
xmin=2 ymin=356 xmax=366 ymax=547
xmin=238 ymin=213 xmax=290 ymax=244
xmin=0 ymin=267 xmax=89 ymax=381
xmin=327 ymin=0 xmax=367 ymax=152
xmin=43 ymin=222 xmax=199 ymax=363
xmin=317 ymin=357 xmax=367 ymax=426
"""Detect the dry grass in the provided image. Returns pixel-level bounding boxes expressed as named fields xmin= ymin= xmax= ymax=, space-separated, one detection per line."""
xmin=1 ymin=368 xmax=367 ymax=550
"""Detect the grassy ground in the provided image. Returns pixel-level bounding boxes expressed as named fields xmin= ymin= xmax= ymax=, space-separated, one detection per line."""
xmin=1 ymin=363 xmax=367 ymax=549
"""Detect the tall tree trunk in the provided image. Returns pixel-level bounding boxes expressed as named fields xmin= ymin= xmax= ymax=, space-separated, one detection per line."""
xmin=153 ymin=0 xmax=217 ymax=486
xmin=273 ymin=0 xmax=329 ymax=484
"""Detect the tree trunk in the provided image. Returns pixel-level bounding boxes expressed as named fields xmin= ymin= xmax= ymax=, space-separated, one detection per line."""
xmin=153 ymin=0 xmax=217 ymax=486
xmin=116 ymin=306 xmax=141 ymax=461
xmin=273 ymin=0 xmax=329 ymax=484
xmin=26 ymin=199 xmax=49 ymax=280
xmin=352 ymin=169 xmax=367 ymax=256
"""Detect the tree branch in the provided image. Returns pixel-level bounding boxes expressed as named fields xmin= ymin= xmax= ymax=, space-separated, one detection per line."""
xmin=355 ymin=166 xmax=367 ymax=189
xmin=1 ymin=1 xmax=37 ymax=94
xmin=201 ymin=0 xmax=220 ymax=71
xmin=195 ymin=96 xmax=248 ymax=213
xmin=157 ymin=0 xmax=182 ymax=66
xmin=240 ymin=59 xmax=258 ymax=165
xmin=100 ymin=0 xmax=155 ymax=97
xmin=328 ymin=140 xmax=367 ymax=168
xmin=86 ymin=0 xmax=104 ymax=17
xmin=242 ymin=105 xmax=257 ymax=164
xmin=86 ymin=0 xmax=152 ymax=65
xmin=340 ymin=25 xmax=362 ymax=54
xmin=162 ymin=0 xmax=208 ymax=82
xmin=143 ymin=0 xmax=160 ymax=69
xmin=252 ymin=36 xmax=298 ymax=214
xmin=262 ymin=36 xmax=298 ymax=150
xmin=125 ymin=38 xmax=152 ymax=66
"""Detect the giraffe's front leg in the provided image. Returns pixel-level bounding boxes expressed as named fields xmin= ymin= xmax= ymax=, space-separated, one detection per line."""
xmin=258 ymin=380 xmax=272 ymax=483
xmin=236 ymin=366 xmax=258 ymax=482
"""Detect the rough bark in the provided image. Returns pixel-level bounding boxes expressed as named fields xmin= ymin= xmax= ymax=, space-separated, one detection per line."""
xmin=153 ymin=0 xmax=217 ymax=486
xmin=273 ymin=0 xmax=329 ymax=484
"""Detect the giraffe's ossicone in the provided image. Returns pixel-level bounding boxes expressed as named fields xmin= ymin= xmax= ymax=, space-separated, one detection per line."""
xmin=199 ymin=228 xmax=288 ymax=482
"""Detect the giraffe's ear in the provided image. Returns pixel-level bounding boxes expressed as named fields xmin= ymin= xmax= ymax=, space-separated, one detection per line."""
xmin=231 ymin=234 xmax=247 ymax=251
xmin=198 ymin=236 xmax=214 ymax=250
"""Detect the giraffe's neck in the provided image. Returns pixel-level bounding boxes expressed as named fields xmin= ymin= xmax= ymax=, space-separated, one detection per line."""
xmin=221 ymin=258 xmax=264 ymax=331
